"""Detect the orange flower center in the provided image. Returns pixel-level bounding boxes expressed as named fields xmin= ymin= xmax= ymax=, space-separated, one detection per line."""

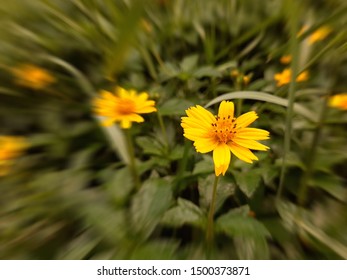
xmin=117 ymin=99 xmax=136 ymax=115
xmin=211 ymin=115 xmax=237 ymax=143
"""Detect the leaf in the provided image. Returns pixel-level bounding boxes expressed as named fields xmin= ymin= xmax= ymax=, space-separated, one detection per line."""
xmin=198 ymin=174 xmax=235 ymax=212
xmin=310 ymin=173 xmax=346 ymax=202
xmin=57 ymin=230 xmax=101 ymax=260
xmin=136 ymin=136 xmax=163 ymax=156
xmin=129 ymin=240 xmax=179 ymax=260
xmin=158 ymin=98 xmax=194 ymax=116
xmin=192 ymin=155 xmax=214 ymax=175
xmin=180 ymin=54 xmax=199 ymax=72
xmin=233 ymin=169 xmax=262 ymax=198
xmin=216 ymin=207 xmax=271 ymax=259
xmin=216 ymin=207 xmax=270 ymax=237
xmin=130 ymin=178 xmax=173 ymax=238
xmin=276 ymin=200 xmax=347 ymax=259
xmin=204 ymin=91 xmax=318 ymax=122
xmin=161 ymin=198 xmax=205 ymax=229
xmin=193 ymin=66 xmax=221 ymax=78
xmin=105 ymin=167 xmax=134 ymax=205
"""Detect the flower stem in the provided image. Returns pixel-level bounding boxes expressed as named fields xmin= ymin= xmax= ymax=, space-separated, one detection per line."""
xmin=125 ymin=129 xmax=140 ymax=190
xmin=206 ymin=175 xmax=219 ymax=255
xmin=297 ymin=96 xmax=329 ymax=205
xmin=277 ymin=0 xmax=301 ymax=200
xmin=157 ymin=111 xmax=169 ymax=150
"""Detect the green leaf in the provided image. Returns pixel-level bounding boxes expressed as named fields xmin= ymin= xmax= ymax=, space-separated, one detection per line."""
xmin=136 ymin=136 xmax=163 ymax=156
xmin=105 ymin=167 xmax=134 ymax=205
xmin=205 ymin=91 xmax=318 ymax=122
xmin=198 ymin=174 xmax=235 ymax=212
xmin=216 ymin=207 xmax=270 ymax=237
xmin=129 ymin=240 xmax=179 ymax=260
xmin=276 ymin=200 xmax=347 ymax=259
xmin=193 ymin=66 xmax=221 ymax=78
xmin=158 ymin=98 xmax=194 ymax=116
xmin=309 ymin=173 xmax=346 ymax=202
xmin=130 ymin=178 xmax=173 ymax=238
xmin=161 ymin=198 xmax=206 ymax=229
xmin=57 ymin=230 xmax=101 ymax=260
xmin=192 ymin=155 xmax=214 ymax=175
xmin=233 ymin=169 xmax=262 ymax=198
xmin=180 ymin=54 xmax=199 ymax=72
xmin=216 ymin=206 xmax=271 ymax=259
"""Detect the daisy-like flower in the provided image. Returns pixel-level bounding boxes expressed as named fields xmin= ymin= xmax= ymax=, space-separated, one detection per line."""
xmin=0 ymin=136 xmax=28 ymax=176
xmin=274 ymin=68 xmax=309 ymax=87
xmin=329 ymin=93 xmax=347 ymax=110
xmin=93 ymin=86 xmax=157 ymax=128
xmin=181 ymin=101 xmax=270 ymax=176
xmin=11 ymin=64 xmax=55 ymax=90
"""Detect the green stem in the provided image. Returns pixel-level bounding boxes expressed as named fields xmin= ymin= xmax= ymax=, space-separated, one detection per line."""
xmin=157 ymin=111 xmax=169 ymax=150
xmin=277 ymin=0 xmax=301 ymax=200
xmin=297 ymin=96 xmax=329 ymax=205
xmin=206 ymin=175 xmax=220 ymax=255
xmin=125 ymin=129 xmax=140 ymax=190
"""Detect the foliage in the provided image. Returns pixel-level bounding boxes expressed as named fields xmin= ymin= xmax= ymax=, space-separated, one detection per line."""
xmin=0 ymin=0 xmax=346 ymax=259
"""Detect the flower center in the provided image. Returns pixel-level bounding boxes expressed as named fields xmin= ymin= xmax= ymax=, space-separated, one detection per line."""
xmin=117 ymin=99 xmax=136 ymax=115
xmin=211 ymin=115 xmax=237 ymax=143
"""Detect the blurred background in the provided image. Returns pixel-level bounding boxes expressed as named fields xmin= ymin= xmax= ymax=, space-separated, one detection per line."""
xmin=0 ymin=0 xmax=346 ymax=259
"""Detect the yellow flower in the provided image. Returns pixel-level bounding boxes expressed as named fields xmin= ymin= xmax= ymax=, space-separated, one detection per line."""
xmin=93 ymin=86 xmax=157 ymax=128
xmin=181 ymin=101 xmax=270 ymax=176
xmin=12 ymin=64 xmax=55 ymax=90
xmin=308 ymin=26 xmax=331 ymax=44
xmin=274 ymin=68 xmax=309 ymax=87
xmin=280 ymin=55 xmax=292 ymax=65
xmin=0 ymin=136 xmax=28 ymax=176
xmin=242 ymin=75 xmax=251 ymax=86
xmin=329 ymin=93 xmax=347 ymax=110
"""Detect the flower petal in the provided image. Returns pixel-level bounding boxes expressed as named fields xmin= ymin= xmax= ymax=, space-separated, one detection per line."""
xmin=232 ymin=138 xmax=269 ymax=151
xmin=236 ymin=128 xmax=270 ymax=140
xmin=218 ymin=101 xmax=234 ymax=119
xmin=185 ymin=105 xmax=215 ymax=127
xmin=228 ymin=143 xmax=258 ymax=163
xmin=194 ymin=137 xmax=218 ymax=153
xmin=181 ymin=116 xmax=212 ymax=132
xmin=235 ymin=111 xmax=258 ymax=128
xmin=213 ymin=143 xmax=231 ymax=176
xmin=183 ymin=127 xmax=210 ymax=141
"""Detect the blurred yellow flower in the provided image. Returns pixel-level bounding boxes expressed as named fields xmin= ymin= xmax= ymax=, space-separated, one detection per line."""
xmin=308 ymin=26 xmax=331 ymax=44
xmin=274 ymin=68 xmax=309 ymax=87
xmin=242 ymin=75 xmax=251 ymax=86
xmin=12 ymin=64 xmax=55 ymax=90
xmin=181 ymin=101 xmax=269 ymax=176
xmin=0 ymin=136 xmax=28 ymax=176
xmin=329 ymin=93 xmax=347 ymax=110
xmin=93 ymin=87 xmax=157 ymax=129
xmin=280 ymin=55 xmax=292 ymax=64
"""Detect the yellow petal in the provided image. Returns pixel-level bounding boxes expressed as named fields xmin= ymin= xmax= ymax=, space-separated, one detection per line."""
xmin=181 ymin=116 xmax=211 ymax=131
xmin=236 ymin=111 xmax=258 ymax=128
xmin=228 ymin=143 xmax=258 ymax=163
xmin=194 ymin=137 xmax=218 ymax=153
xmin=218 ymin=100 xmax=234 ymax=119
xmin=182 ymin=127 xmax=210 ymax=141
xmin=186 ymin=105 xmax=215 ymax=127
xmin=213 ymin=143 xmax=231 ymax=176
xmin=120 ymin=120 xmax=132 ymax=129
xmin=236 ymin=128 xmax=270 ymax=140
xmin=232 ymin=138 xmax=269 ymax=151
